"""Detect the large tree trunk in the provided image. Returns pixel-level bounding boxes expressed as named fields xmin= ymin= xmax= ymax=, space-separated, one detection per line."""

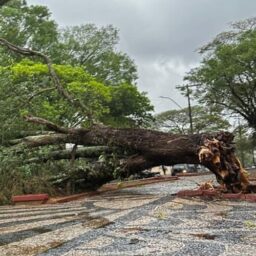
xmin=17 ymin=117 xmax=253 ymax=193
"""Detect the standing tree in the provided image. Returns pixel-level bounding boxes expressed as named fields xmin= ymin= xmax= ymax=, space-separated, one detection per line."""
xmin=154 ymin=106 xmax=230 ymax=134
xmin=0 ymin=1 xmax=137 ymax=86
xmin=233 ymin=123 xmax=255 ymax=167
xmin=57 ymin=25 xmax=138 ymax=85
xmin=185 ymin=17 xmax=256 ymax=133
xmin=0 ymin=0 xmax=59 ymax=64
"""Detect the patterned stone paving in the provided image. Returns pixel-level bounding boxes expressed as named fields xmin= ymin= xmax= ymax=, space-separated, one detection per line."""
xmin=1 ymin=175 xmax=256 ymax=255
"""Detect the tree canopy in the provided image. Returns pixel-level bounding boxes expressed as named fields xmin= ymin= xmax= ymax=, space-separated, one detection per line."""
xmin=0 ymin=0 xmax=58 ymax=63
xmin=0 ymin=1 xmax=153 ymax=135
xmin=154 ymin=105 xmax=230 ymax=134
xmin=0 ymin=0 xmax=138 ymax=86
xmin=185 ymin=17 xmax=256 ymax=133
xmin=0 ymin=59 xmax=152 ymax=143
xmin=58 ymin=24 xmax=138 ymax=85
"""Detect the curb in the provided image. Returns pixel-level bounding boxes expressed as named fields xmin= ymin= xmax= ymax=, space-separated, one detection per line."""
xmin=10 ymin=176 xmax=179 ymax=205
xmin=176 ymin=172 xmax=212 ymax=177
xmin=176 ymin=189 xmax=256 ymax=202
xmin=47 ymin=177 xmax=179 ymax=204
xmin=49 ymin=176 xmax=179 ymax=204
xmin=99 ymin=176 xmax=179 ymax=192
xmin=47 ymin=192 xmax=99 ymax=204
xmin=12 ymin=194 xmax=49 ymax=205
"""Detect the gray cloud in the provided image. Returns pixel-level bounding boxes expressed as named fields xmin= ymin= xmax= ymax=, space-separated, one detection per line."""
xmin=27 ymin=0 xmax=256 ymax=112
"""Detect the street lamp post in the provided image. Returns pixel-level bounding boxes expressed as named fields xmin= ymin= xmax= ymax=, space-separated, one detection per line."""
xmin=159 ymin=96 xmax=183 ymax=110
xmin=160 ymin=84 xmax=194 ymax=134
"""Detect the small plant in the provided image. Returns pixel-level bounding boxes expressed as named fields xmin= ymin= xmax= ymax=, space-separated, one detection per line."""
xmin=244 ymin=220 xmax=256 ymax=228
xmin=117 ymin=181 xmax=123 ymax=188
xmin=154 ymin=210 xmax=167 ymax=220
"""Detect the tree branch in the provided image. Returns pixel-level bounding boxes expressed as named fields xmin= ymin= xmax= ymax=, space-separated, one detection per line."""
xmin=28 ymin=87 xmax=55 ymax=102
xmin=0 ymin=38 xmax=89 ymax=117
xmin=24 ymin=115 xmax=69 ymax=134
xmin=223 ymin=75 xmax=251 ymax=116
xmin=9 ymin=133 xmax=73 ymax=148
xmin=25 ymin=146 xmax=111 ymax=164
xmin=207 ymin=96 xmax=249 ymax=120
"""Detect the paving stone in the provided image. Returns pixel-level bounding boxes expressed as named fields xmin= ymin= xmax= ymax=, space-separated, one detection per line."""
xmin=1 ymin=174 xmax=256 ymax=255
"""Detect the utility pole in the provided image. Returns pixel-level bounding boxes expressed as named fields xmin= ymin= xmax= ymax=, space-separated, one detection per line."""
xmin=174 ymin=84 xmax=194 ymax=134
xmin=237 ymin=117 xmax=245 ymax=167
xmin=186 ymin=84 xmax=193 ymax=134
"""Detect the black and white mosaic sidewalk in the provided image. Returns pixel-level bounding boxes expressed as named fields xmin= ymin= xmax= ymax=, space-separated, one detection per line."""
xmin=1 ymin=175 xmax=256 ymax=255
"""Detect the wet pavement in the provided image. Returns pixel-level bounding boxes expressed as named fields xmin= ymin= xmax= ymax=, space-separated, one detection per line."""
xmin=1 ymin=175 xmax=256 ymax=255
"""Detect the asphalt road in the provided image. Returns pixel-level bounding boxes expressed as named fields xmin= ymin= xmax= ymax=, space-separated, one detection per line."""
xmin=1 ymin=175 xmax=256 ymax=255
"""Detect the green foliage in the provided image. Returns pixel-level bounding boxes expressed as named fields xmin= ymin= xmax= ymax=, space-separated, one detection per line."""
xmin=0 ymin=0 xmax=58 ymax=64
xmin=0 ymin=60 xmax=113 ymax=136
xmin=11 ymin=60 xmax=113 ymax=123
xmin=57 ymin=24 xmax=138 ymax=85
xmin=0 ymin=0 xmax=152 ymax=130
xmin=0 ymin=146 xmax=56 ymax=204
xmin=105 ymin=84 xmax=154 ymax=127
xmin=185 ymin=17 xmax=256 ymax=131
xmin=0 ymin=1 xmax=138 ymax=85
xmin=0 ymin=60 xmax=152 ymax=130
xmin=0 ymin=0 xmax=154 ymax=203
xmin=154 ymin=105 xmax=230 ymax=134
xmin=233 ymin=125 xmax=255 ymax=167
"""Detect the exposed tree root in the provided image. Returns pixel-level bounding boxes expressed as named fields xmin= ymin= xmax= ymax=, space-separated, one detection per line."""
xmin=198 ymin=132 xmax=255 ymax=193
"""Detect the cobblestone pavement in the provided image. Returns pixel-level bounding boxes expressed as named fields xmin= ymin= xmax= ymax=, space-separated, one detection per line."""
xmin=1 ymin=175 xmax=256 ymax=255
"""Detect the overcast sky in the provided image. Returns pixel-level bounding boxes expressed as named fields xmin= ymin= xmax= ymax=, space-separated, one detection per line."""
xmin=27 ymin=0 xmax=256 ymax=113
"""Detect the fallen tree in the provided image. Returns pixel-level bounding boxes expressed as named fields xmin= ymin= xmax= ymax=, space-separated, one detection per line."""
xmin=13 ymin=115 xmax=253 ymax=193
xmin=0 ymin=37 xmax=254 ymax=195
